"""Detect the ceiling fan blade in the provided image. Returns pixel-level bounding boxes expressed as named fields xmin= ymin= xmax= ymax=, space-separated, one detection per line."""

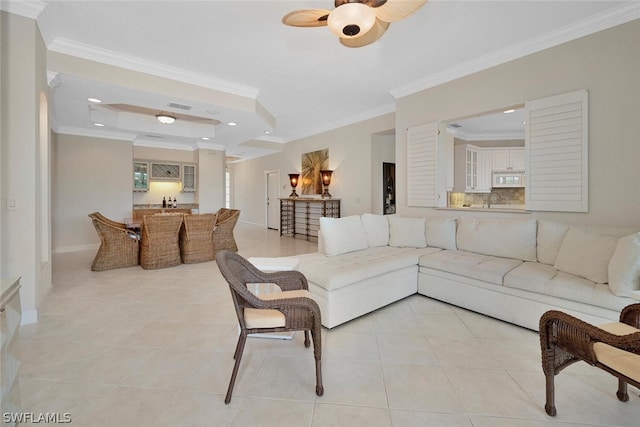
xmin=340 ymin=19 xmax=390 ymax=48
xmin=373 ymin=0 xmax=427 ymax=23
xmin=282 ymin=9 xmax=330 ymax=27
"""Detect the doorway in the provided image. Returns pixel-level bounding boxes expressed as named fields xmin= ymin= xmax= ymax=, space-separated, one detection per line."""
xmin=266 ymin=171 xmax=280 ymax=230
xmin=383 ymin=162 xmax=396 ymax=214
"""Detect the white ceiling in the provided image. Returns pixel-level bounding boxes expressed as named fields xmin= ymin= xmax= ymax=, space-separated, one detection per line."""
xmin=5 ymin=1 xmax=639 ymax=161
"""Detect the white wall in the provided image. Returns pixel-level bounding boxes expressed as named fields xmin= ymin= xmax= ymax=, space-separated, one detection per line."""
xmin=0 ymin=12 xmax=51 ymax=323
xmin=197 ymin=148 xmax=225 ymax=214
xmin=395 ymin=20 xmax=640 ymax=229
xmin=52 ymin=133 xmax=133 ymax=252
xmin=232 ymin=114 xmax=395 ymax=226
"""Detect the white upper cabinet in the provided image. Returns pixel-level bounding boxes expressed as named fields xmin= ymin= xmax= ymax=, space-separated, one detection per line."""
xmin=492 ymin=148 xmax=524 ymax=170
xmin=182 ymin=164 xmax=197 ymax=192
xmin=465 ymin=145 xmax=491 ymax=193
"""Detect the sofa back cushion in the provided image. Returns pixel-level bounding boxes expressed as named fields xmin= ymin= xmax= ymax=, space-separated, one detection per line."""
xmin=536 ymin=220 xmax=570 ymax=265
xmin=388 ymin=216 xmax=427 ymax=248
xmin=425 ymin=217 xmax=457 ymax=250
xmin=319 ymin=215 xmax=368 ymax=256
xmin=361 ymin=213 xmax=389 ymax=247
xmin=554 ymin=227 xmax=618 ymax=284
xmin=456 ymin=217 xmax=537 ymax=262
xmin=608 ymin=233 xmax=640 ymax=296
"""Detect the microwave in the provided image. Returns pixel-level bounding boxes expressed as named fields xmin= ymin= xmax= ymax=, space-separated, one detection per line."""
xmin=493 ymin=170 xmax=525 ymax=188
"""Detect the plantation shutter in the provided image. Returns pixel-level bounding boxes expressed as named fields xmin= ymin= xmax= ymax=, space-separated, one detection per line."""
xmin=407 ymin=122 xmax=438 ymax=207
xmin=525 ymin=90 xmax=588 ymax=212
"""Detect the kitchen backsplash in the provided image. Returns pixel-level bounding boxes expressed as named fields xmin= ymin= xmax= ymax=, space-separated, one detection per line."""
xmin=449 ymin=188 xmax=525 ymax=207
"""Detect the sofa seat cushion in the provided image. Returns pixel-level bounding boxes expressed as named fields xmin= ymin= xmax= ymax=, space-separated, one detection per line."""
xmin=505 ymin=264 xmax=628 ymax=312
xmin=419 ymin=250 xmax=523 ymax=285
xmin=593 ymin=322 xmax=640 ymax=382
xmin=297 ymin=246 xmax=441 ymax=291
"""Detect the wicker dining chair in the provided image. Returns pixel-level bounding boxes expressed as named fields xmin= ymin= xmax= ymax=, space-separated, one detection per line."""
xmin=213 ymin=208 xmax=240 ymax=254
xmin=215 ymin=250 xmax=323 ymax=404
xmin=179 ymin=213 xmax=217 ymax=264
xmin=539 ymin=303 xmax=640 ymax=416
xmin=139 ymin=214 xmax=184 ymax=270
xmin=88 ymin=212 xmax=139 ymax=271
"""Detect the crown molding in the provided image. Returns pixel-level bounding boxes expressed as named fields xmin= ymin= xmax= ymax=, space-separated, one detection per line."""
xmin=47 ymin=37 xmax=261 ymax=100
xmin=53 ymin=125 xmax=136 ymax=142
xmin=133 ymin=139 xmax=198 ymax=151
xmin=0 ymin=0 xmax=45 ymax=19
xmin=196 ymin=141 xmax=226 ymax=151
xmin=283 ymin=102 xmax=396 ymax=143
xmin=390 ymin=2 xmax=640 ymax=99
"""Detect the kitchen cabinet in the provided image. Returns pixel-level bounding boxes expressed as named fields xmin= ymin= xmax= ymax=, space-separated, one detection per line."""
xmin=182 ymin=164 xmax=196 ymax=192
xmin=133 ymin=161 xmax=149 ymax=191
xmin=465 ymin=146 xmax=491 ymax=193
xmin=492 ymin=148 xmax=525 ymax=170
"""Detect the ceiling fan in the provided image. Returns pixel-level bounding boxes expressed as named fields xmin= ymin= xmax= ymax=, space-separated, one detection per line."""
xmin=282 ymin=0 xmax=427 ymax=47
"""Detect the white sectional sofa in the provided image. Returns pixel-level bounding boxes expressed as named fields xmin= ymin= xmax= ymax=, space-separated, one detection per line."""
xmin=296 ymin=214 xmax=640 ymax=330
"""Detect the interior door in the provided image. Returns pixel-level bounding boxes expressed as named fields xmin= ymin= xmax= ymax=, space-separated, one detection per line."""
xmin=266 ymin=172 xmax=280 ymax=230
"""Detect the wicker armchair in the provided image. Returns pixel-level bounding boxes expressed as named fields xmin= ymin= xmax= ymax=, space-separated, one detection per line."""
xmin=213 ymin=208 xmax=240 ymax=254
xmin=540 ymin=303 xmax=640 ymax=416
xmin=179 ymin=213 xmax=217 ymax=264
xmin=88 ymin=212 xmax=139 ymax=271
xmin=139 ymin=214 xmax=184 ymax=270
xmin=215 ymin=250 xmax=323 ymax=404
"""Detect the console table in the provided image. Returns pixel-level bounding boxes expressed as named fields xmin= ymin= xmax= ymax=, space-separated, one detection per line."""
xmin=280 ymin=198 xmax=340 ymax=241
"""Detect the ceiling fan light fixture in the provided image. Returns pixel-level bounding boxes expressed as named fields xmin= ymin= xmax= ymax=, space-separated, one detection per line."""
xmin=155 ymin=113 xmax=176 ymax=124
xmin=328 ymin=3 xmax=376 ymax=39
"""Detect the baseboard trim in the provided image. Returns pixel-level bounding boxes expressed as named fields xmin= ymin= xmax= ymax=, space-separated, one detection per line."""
xmin=21 ymin=309 xmax=38 ymax=325
xmin=54 ymin=243 xmax=99 ymax=254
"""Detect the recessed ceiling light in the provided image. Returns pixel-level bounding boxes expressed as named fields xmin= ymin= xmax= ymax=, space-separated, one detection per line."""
xmin=201 ymin=137 xmax=210 ymax=141
xmin=93 ymin=123 xmax=105 ymax=127
xmin=227 ymin=122 xmax=237 ymax=126
xmin=88 ymin=97 xmax=102 ymax=103
xmin=503 ymin=109 xmax=516 ymax=114
xmin=264 ymin=130 xmax=272 ymax=134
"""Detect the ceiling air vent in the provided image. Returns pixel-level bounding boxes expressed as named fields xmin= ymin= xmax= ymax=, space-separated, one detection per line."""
xmin=449 ymin=123 xmax=462 ymax=128
xmin=167 ymin=102 xmax=192 ymax=111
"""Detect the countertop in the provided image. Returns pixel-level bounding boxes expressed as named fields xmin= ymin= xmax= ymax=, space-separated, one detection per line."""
xmin=438 ymin=205 xmax=529 ymax=214
xmin=133 ymin=204 xmax=199 ymax=209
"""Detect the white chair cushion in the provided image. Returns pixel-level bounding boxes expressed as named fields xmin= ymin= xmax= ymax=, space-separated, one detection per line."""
xmin=608 ymin=233 xmax=640 ymax=296
xmin=425 ymin=217 xmax=457 ymax=250
xmin=456 ymin=217 xmax=537 ymax=262
xmin=388 ymin=216 xmax=426 ymax=248
xmin=554 ymin=227 xmax=618 ymax=284
xmin=244 ymin=289 xmax=311 ymax=329
xmin=319 ymin=215 xmax=368 ymax=256
xmin=360 ymin=213 xmax=389 ymax=247
xmin=593 ymin=322 xmax=640 ymax=382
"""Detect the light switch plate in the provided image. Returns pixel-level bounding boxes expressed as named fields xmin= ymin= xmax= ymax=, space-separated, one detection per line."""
xmin=6 ymin=197 xmax=18 ymax=210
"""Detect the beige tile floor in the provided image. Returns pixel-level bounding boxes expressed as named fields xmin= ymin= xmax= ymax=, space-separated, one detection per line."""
xmin=17 ymin=223 xmax=640 ymax=426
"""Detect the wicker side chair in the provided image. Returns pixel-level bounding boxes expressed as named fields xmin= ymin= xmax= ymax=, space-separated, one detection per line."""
xmin=139 ymin=214 xmax=184 ymax=270
xmin=213 ymin=208 xmax=240 ymax=254
xmin=88 ymin=212 xmax=139 ymax=271
xmin=179 ymin=213 xmax=217 ymax=264
xmin=215 ymin=250 xmax=323 ymax=404
xmin=539 ymin=303 xmax=640 ymax=416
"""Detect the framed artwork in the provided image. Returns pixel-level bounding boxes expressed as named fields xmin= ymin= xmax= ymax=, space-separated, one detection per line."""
xmin=301 ymin=149 xmax=328 ymax=195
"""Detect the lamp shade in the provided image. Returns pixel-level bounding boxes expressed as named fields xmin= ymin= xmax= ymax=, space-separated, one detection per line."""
xmin=289 ymin=173 xmax=300 ymax=187
xmin=156 ymin=113 xmax=176 ymax=124
xmin=320 ymin=170 xmax=333 ymax=186
xmin=327 ymin=3 xmax=376 ymax=38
